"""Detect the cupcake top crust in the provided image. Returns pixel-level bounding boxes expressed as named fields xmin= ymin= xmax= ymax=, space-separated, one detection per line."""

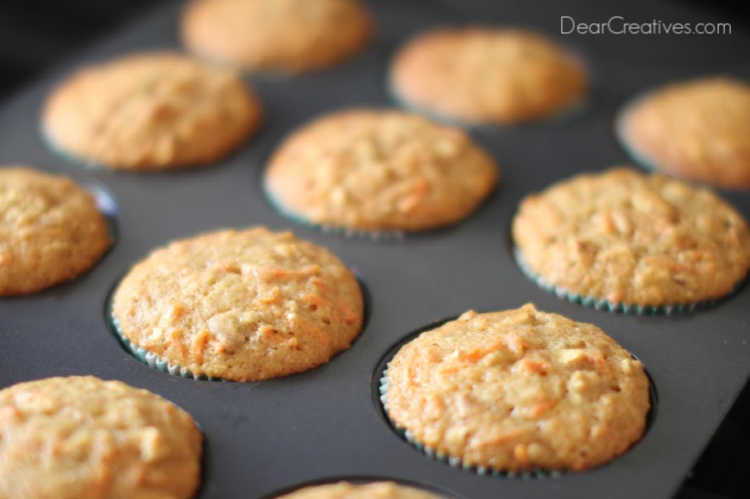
xmin=618 ymin=77 xmax=750 ymax=190
xmin=112 ymin=227 xmax=363 ymax=381
xmin=264 ymin=109 xmax=499 ymax=231
xmin=43 ymin=52 xmax=262 ymax=170
xmin=276 ymin=481 xmax=441 ymax=499
xmin=390 ymin=27 xmax=587 ymax=124
xmin=0 ymin=376 xmax=202 ymax=499
xmin=384 ymin=304 xmax=650 ymax=472
xmin=0 ymin=166 xmax=111 ymax=295
xmin=181 ymin=0 xmax=373 ymax=73
xmin=513 ymin=167 xmax=750 ymax=307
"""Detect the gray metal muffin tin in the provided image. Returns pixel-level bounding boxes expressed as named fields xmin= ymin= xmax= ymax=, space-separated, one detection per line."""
xmin=1 ymin=1 xmax=748 ymax=498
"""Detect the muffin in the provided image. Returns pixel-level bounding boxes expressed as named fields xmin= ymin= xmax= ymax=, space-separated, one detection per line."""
xmin=111 ymin=227 xmax=363 ymax=381
xmin=617 ymin=77 xmax=750 ymax=189
xmin=276 ymin=481 xmax=441 ymax=499
xmin=0 ymin=166 xmax=111 ymax=296
xmin=382 ymin=304 xmax=650 ymax=472
xmin=0 ymin=376 xmax=202 ymax=499
xmin=264 ymin=109 xmax=499 ymax=232
xmin=512 ymin=168 xmax=750 ymax=311
xmin=42 ymin=51 xmax=262 ymax=171
xmin=390 ymin=27 xmax=587 ymax=124
xmin=181 ymin=0 xmax=373 ymax=73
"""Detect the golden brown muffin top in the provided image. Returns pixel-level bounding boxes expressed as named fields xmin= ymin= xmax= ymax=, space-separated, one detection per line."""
xmin=112 ymin=227 xmax=363 ymax=381
xmin=0 ymin=376 xmax=202 ymax=499
xmin=513 ymin=167 xmax=750 ymax=306
xmin=43 ymin=52 xmax=262 ymax=170
xmin=0 ymin=166 xmax=111 ymax=296
xmin=619 ymin=77 xmax=750 ymax=189
xmin=265 ymin=109 xmax=499 ymax=231
xmin=276 ymin=481 xmax=441 ymax=499
xmin=182 ymin=0 xmax=373 ymax=73
xmin=384 ymin=304 xmax=650 ymax=472
xmin=390 ymin=27 xmax=587 ymax=123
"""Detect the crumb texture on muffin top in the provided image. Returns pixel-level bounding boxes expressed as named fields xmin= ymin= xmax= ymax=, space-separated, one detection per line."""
xmin=275 ymin=481 xmax=441 ymax=499
xmin=43 ymin=52 xmax=262 ymax=170
xmin=265 ymin=109 xmax=499 ymax=231
xmin=112 ymin=227 xmax=363 ymax=381
xmin=0 ymin=376 xmax=202 ymax=499
xmin=182 ymin=0 xmax=373 ymax=72
xmin=619 ymin=77 xmax=750 ymax=189
xmin=513 ymin=168 xmax=750 ymax=306
xmin=384 ymin=304 xmax=650 ymax=472
xmin=390 ymin=27 xmax=587 ymax=123
xmin=0 ymin=166 xmax=111 ymax=295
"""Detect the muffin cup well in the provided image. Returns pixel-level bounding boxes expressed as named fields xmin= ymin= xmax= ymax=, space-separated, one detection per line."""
xmin=513 ymin=247 xmax=731 ymax=315
xmin=376 ymin=319 xmax=657 ymax=478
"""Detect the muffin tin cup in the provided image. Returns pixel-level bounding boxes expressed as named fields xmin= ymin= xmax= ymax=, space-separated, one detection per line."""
xmin=376 ymin=317 xmax=658 ymax=481
xmin=512 ymin=247 xmax=749 ymax=315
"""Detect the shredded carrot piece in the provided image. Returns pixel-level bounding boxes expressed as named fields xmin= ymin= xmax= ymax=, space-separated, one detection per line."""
xmin=518 ymin=358 xmax=548 ymax=375
xmin=191 ymin=331 xmax=212 ymax=363
xmin=514 ymin=444 xmax=529 ymax=465
xmin=459 ymin=339 xmax=506 ymax=363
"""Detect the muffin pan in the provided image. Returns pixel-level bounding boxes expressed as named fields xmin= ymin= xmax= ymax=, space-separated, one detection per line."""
xmin=1 ymin=1 xmax=748 ymax=498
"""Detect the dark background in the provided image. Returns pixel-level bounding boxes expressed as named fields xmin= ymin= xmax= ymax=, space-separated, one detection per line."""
xmin=0 ymin=1 xmax=748 ymax=498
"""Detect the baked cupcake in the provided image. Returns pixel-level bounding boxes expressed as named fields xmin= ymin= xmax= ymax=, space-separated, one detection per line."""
xmin=390 ymin=27 xmax=587 ymax=124
xmin=264 ymin=109 xmax=499 ymax=233
xmin=42 ymin=51 xmax=262 ymax=171
xmin=276 ymin=481 xmax=441 ymax=499
xmin=181 ymin=0 xmax=373 ymax=73
xmin=617 ymin=77 xmax=750 ymax=190
xmin=111 ymin=227 xmax=363 ymax=381
xmin=381 ymin=304 xmax=650 ymax=472
xmin=0 ymin=376 xmax=202 ymax=499
xmin=0 ymin=166 xmax=111 ymax=296
xmin=512 ymin=168 xmax=750 ymax=312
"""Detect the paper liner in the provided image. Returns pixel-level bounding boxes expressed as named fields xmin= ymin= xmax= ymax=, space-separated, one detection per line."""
xmin=262 ymin=178 xmax=407 ymax=241
xmin=513 ymin=247 xmax=724 ymax=315
xmin=110 ymin=312 xmax=222 ymax=381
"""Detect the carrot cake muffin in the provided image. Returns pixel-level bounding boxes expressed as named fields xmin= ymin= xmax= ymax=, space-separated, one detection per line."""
xmin=617 ymin=77 xmax=750 ymax=189
xmin=382 ymin=304 xmax=651 ymax=472
xmin=181 ymin=0 xmax=373 ymax=73
xmin=0 ymin=376 xmax=202 ymax=499
xmin=276 ymin=481 xmax=441 ymax=499
xmin=390 ymin=27 xmax=587 ymax=124
xmin=0 ymin=166 xmax=111 ymax=296
xmin=512 ymin=168 xmax=750 ymax=309
xmin=264 ymin=109 xmax=499 ymax=232
xmin=42 ymin=51 xmax=262 ymax=171
xmin=111 ymin=227 xmax=363 ymax=381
